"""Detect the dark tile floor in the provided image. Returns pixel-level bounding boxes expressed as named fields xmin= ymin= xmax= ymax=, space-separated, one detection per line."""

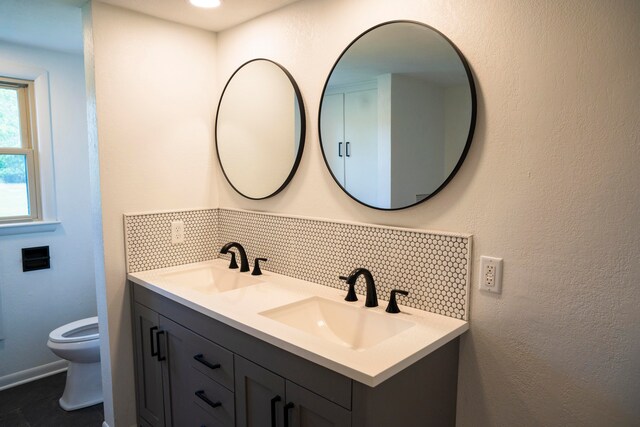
xmin=0 ymin=373 xmax=104 ymax=427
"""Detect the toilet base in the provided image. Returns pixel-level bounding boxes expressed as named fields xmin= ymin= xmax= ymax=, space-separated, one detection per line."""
xmin=59 ymin=361 xmax=103 ymax=411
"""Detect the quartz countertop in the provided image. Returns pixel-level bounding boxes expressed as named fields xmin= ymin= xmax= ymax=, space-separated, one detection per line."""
xmin=128 ymin=259 xmax=468 ymax=387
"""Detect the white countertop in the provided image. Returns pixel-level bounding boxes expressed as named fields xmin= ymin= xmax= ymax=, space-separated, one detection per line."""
xmin=128 ymin=259 xmax=468 ymax=387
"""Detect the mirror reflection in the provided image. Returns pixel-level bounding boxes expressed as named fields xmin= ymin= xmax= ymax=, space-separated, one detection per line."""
xmin=319 ymin=21 xmax=476 ymax=210
xmin=216 ymin=59 xmax=305 ymax=199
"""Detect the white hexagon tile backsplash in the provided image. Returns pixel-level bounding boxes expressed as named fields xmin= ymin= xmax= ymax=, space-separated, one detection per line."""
xmin=124 ymin=208 xmax=471 ymax=320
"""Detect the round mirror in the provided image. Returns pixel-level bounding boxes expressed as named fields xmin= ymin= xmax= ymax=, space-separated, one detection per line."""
xmin=319 ymin=21 xmax=476 ymax=210
xmin=216 ymin=59 xmax=305 ymax=199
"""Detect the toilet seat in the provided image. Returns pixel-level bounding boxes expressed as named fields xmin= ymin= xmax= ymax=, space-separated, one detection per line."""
xmin=49 ymin=316 xmax=99 ymax=344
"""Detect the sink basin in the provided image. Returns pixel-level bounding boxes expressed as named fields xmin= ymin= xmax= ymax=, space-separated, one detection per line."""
xmin=157 ymin=264 xmax=262 ymax=293
xmin=260 ymin=297 xmax=414 ymax=351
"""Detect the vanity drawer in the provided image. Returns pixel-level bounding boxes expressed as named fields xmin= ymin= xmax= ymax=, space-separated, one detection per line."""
xmin=190 ymin=372 xmax=235 ymax=427
xmin=161 ymin=316 xmax=235 ymax=391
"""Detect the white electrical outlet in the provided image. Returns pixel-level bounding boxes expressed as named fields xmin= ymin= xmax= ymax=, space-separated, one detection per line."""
xmin=479 ymin=256 xmax=503 ymax=293
xmin=171 ymin=220 xmax=185 ymax=244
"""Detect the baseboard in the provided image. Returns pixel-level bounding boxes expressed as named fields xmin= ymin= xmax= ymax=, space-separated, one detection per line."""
xmin=0 ymin=359 xmax=68 ymax=391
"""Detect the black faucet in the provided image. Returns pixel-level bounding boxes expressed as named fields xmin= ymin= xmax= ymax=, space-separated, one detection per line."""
xmin=344 ymin=268 xmax=378 ymax=307
xmin=220 ymin=242 xmax=249 ymax=272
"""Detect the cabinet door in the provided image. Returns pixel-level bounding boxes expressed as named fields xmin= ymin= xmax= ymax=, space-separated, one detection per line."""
xmin=133 ymin=303 xmax=167 ymax=427
xmin=285 ymin=381 xmax=351 ymax=427
xmin=235 ymin=356 xmax=286 ymax=427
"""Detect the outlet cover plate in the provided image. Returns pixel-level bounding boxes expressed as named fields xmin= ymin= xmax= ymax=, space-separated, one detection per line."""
xmin=171 ymin=220 xmax=185 ymax=244
xmin=479 ymin=256 xmax=503 ymax=293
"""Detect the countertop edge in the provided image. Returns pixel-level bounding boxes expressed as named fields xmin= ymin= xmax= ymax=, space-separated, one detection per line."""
xmin=127 ymin=268 xmax=468 ymax=387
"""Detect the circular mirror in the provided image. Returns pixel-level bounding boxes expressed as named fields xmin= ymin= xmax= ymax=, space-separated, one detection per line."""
xmin=319 ymin=21 xmax=476 ymax=210
xmin=216 ymin=59 xmax=305 ymax=199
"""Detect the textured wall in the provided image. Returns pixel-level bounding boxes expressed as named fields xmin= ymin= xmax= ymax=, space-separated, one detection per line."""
xmin=215 ymin=0 xmax=640 ymax=425
xmin=85 ymin=3 xmax=218 ymax=425
xmin=87 ymin=0 xmax=640 ymax=424
xmin=0 ymin=42 xmax=96 ymax=384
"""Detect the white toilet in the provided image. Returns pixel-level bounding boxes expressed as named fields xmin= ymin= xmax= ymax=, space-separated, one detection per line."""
xmin=47 ymin=316 xmax=103 ymax=411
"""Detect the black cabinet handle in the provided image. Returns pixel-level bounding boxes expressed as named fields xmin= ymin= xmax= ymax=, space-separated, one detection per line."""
xmin=193 ymin=354 xmax=220 ymax=370
xmin=270 ymin=395 xmax=281 ymax=427
xmin=195 ymin=390 xmax=221 ymax=409
xmin=283 ymin=402 xmax=294 ymax=427
xmin=346 ymin=141 xmax=351 ymax=157
xmin=149 ymin=326 xmax=159 ymax=357
xmin=338 ymin=142 xmax=343 ymax=157
xmin=156 ymin=330 xmax=166 ymax=361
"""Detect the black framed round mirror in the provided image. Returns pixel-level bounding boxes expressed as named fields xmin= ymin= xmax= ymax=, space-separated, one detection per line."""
xmin=319 ymin=21 xmax=476 ymax=210
xmin=216 ymin=59 xmax=305 ymax=199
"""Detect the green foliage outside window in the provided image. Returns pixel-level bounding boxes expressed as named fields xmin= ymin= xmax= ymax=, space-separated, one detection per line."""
xmin=0 ymin=87 xmax=27 ymax=184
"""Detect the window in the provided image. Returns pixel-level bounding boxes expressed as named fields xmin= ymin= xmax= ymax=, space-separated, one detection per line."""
xmin=0 ymin=76 xmax=41 ymax=223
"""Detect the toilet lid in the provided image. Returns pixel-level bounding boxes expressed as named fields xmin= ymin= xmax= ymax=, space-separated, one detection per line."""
xmin=49 ymin=316 xmax=99 ymax=343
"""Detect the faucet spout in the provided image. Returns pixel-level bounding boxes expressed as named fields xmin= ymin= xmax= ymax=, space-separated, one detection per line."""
xmin=220 ymin=242 xmax=250 ymax=272
xmin=345 ymin=268 xmax=378 ymax=307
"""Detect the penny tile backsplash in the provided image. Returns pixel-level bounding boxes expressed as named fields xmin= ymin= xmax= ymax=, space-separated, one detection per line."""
xmin=124 ymin=208 xmax=471 ymax=320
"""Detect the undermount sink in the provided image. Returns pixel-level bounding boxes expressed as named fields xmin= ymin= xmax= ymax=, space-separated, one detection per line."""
xmin=260 ymin=296 xmax=415 ymax=351
xmin=157 ymin=264 xmax=263 ymax=293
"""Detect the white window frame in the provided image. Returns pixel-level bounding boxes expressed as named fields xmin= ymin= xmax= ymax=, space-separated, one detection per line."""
xmin=0 ymin=62 xmax=58 ymax=235
xmin=0 ymin=76 xmax=41 ymax=223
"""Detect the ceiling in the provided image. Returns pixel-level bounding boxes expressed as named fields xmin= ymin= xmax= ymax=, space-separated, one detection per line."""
xmin=0 ymin=0 xmax=299 ymax=54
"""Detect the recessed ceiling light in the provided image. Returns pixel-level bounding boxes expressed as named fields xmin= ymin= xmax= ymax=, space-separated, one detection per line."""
xmin=189 ymin=0 xmax=221 ymax=8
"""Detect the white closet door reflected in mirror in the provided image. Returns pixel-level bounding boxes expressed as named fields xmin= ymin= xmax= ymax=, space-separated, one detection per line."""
xmin=216 ymin=59 xmax=305 ymax=199
xmin=319 ymin=21 xmax=476 ymax=210
xmin=321 ymin=86 xmax=378 ymax=205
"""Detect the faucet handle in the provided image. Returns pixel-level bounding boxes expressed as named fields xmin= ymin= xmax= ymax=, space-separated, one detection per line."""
xmin=227 ymin=251 xmax=239 ymax=269
xmin=385 ymin=289 xmax=409 ymax=314
xmin=252 ymin=258 xmax=268 ymax=276
xmin=339 ymin=275 xmax=358 ymax=302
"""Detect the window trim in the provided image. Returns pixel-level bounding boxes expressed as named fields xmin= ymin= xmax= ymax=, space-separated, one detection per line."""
xmin=0 ymin=60 xmax=58 ymax=234
xmin=0 ymin=76 xmax=42 ymax=223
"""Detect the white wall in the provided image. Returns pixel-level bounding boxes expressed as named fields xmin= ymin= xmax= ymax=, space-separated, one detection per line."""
xmin=215 ymin=0 xmax=640 ymax=425
xmin=85 ymin=0 xmax=640 ymax=424
xmin=444 ymin=84 xmax=471 ymax=173
xmin=84 ymin=2 xmax=218 ymax=425
xmin=389 ymin=74 xmax=444 ymax=205
xmin=0 ymin=42 xmax=96 ymax=383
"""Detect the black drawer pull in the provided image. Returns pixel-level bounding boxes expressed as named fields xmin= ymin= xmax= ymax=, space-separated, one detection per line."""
xmin=195 ymin=390 xmax=221 ymax=409
xmin=156 ymin=330 xmax=166 ymax=361
xmin=193 ymin=353 xmax=221 ymax=370
xmin=270 ymin=395 xmax=281 ymax=427
xmin=149 ymin=326 xmax=159 ymax=357
xmin=283 ymin=402 xmax=294 ymax=427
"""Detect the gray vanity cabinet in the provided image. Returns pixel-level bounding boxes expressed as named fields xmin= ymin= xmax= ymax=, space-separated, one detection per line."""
xmin=235 ymin=356 xmax=350 ymax=427
xmin=132 ymin=283 xmax=460 ymax=427
xmin=133 ymin=302 xmax=235 ymax=427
